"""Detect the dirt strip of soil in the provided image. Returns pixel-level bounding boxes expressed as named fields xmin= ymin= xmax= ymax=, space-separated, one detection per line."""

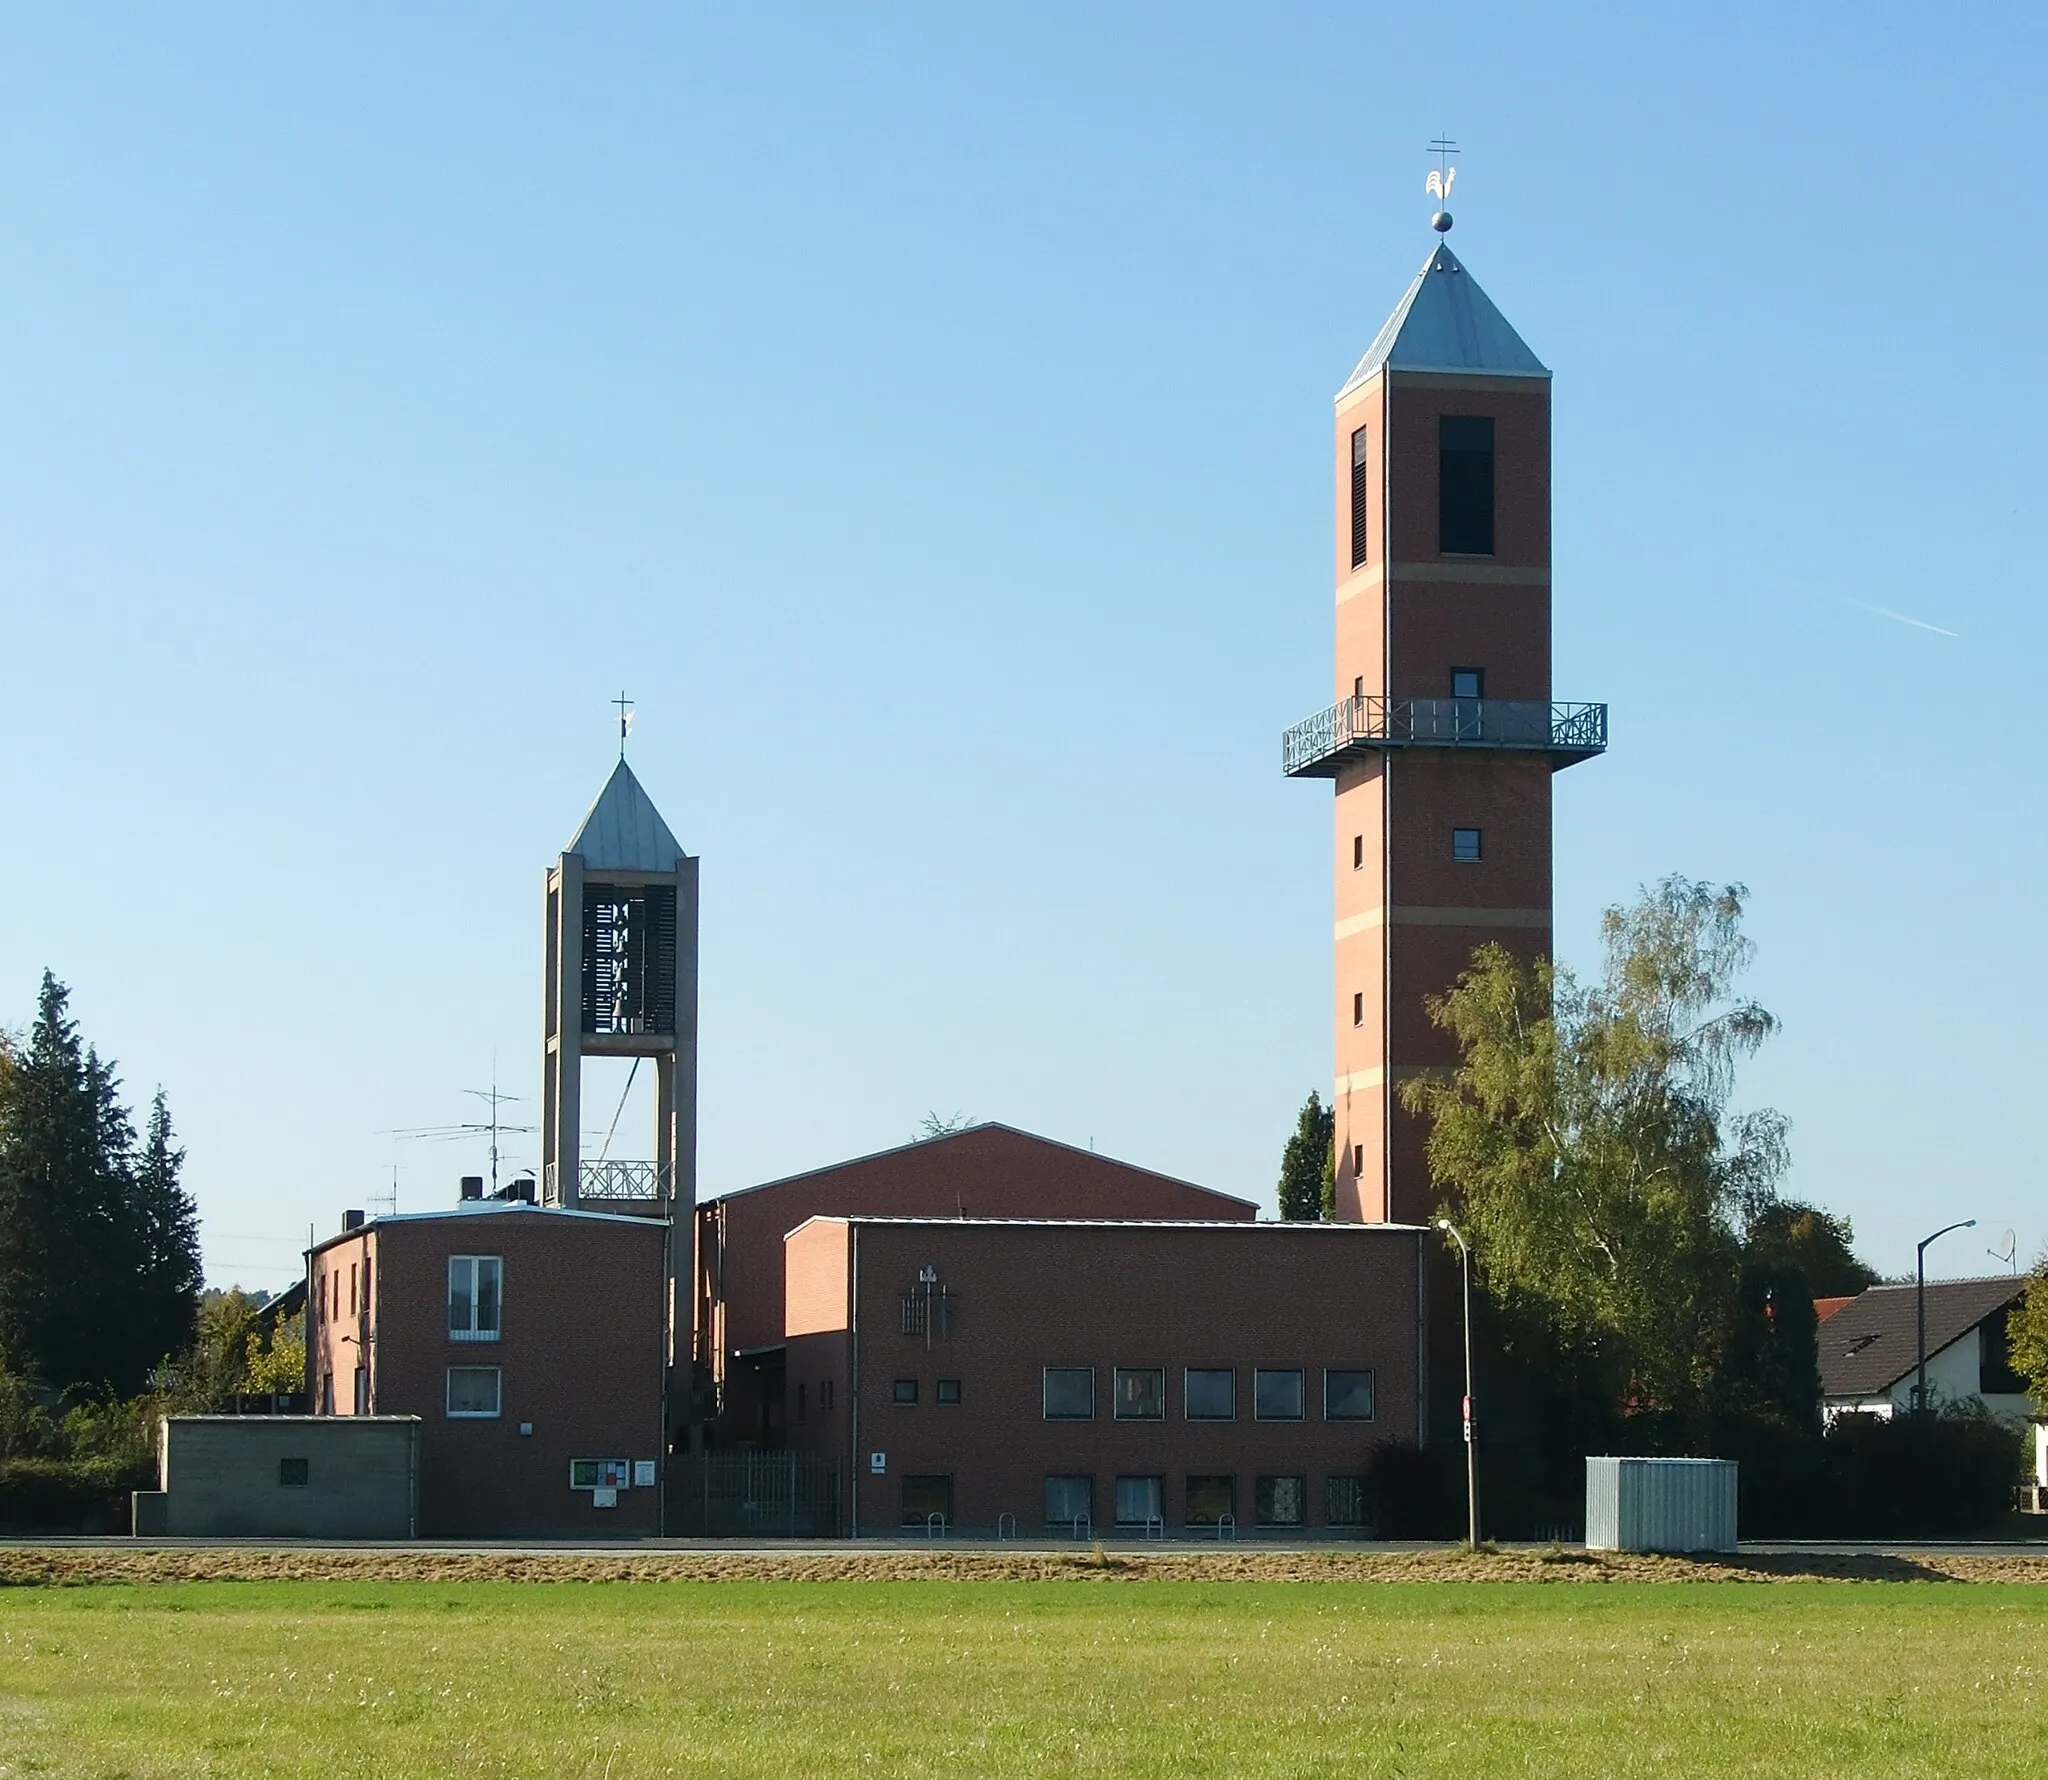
xmin=3 ymin=1546 xmax=2047 ymax=1588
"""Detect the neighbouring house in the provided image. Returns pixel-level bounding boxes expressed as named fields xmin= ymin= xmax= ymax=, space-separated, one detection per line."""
xmin=308 ymin=1197 xmax=669 ymax=1536
xmin=1817 ymin=1277 xmax=2032 ymax=1422
xmin=782 ymin=1215 xmax=1428 ymax=1536
xmin=695 ymin=1124 xmax=1258 ymax=1450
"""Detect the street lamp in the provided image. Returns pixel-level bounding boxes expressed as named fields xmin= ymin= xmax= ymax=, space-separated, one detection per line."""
xmin=1914 ymin=1219 xmax=1976 ymax=1413
xmin=1436 ymin=1218 xmax=1478 ymax=1547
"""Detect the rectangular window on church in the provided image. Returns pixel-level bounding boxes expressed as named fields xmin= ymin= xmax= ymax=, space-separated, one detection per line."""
xmin=1453 ymin=828 xmax=1482 ymax=863
xmin=1439 ymin=415 xmax=1495 ymax=555
xmin=1451 ymin=667 xmax=1483 ymax=700
xmin=1349 ymin=426 xmax=1370 ymax=568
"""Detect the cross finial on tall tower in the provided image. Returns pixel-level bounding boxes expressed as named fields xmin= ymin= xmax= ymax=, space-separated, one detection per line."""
xmin=613 ymin=691 xmax=635 ymax=759
xmin=1426 ymin=136 xmax=1458 ymax=233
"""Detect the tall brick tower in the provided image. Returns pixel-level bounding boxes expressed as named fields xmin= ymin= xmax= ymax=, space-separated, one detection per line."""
xmin=1283 ymin=219 xmax=1605 ymax=1225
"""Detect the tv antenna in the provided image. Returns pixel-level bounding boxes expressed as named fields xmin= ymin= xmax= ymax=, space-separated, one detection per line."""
xmin=387 ymin=1064 xmax=535 ymax=1196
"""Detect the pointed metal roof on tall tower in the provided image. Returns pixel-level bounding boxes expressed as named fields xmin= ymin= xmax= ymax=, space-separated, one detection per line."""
xmin=1338 ymin=241 xmax=1548 ymax=398
xmin=566 ymin=759 xmax=686 ymax=870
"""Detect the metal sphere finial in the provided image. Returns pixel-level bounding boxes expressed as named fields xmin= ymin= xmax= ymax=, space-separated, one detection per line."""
xmin=1431 ymin=210 xmax=1453 ymax=233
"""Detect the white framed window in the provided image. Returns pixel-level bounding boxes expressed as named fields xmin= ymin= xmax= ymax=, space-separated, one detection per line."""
xmin=1112 ymin=1367 xmax=1164 ymax=1420
xmin=448 ymin=1255 xmax=502 ymax=1341
xmin=1254 ymin=1368 xmax=1305 ymax=1421
xmin=446 ymin=1366 xmax=501 ymax=1418
xmin=1184 ymin=1368 xmax=1236 ymax=1421
xmin=1325 ymin=1369 xmax=1376 ymax=1420
xmin=1043 ymin=1366 xmax=1095 ymax=1420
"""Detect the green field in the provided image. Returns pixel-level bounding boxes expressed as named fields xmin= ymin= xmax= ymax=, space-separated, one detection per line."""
xmin=0 ymin=1579 xmax=2043 ymax=1777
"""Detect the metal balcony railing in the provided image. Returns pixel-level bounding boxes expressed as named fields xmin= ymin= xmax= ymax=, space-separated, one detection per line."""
xmin=542 ymin=1159 xmax=671 ymax=1206
xmin=1281 ymin=696 xmax=1607 ymax=777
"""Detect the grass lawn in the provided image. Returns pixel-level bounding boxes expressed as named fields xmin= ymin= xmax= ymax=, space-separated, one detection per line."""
xmin=0 ymin=1579 xmax=2044 ymax=1777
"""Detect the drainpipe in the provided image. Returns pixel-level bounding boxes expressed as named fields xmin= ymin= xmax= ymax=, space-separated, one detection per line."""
xmin=848 ymin=1225 xmax=861 ymax=1539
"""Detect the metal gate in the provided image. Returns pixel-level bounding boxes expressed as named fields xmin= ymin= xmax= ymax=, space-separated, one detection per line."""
xmin=666 ymin=1452 xmax=839 ymax=1538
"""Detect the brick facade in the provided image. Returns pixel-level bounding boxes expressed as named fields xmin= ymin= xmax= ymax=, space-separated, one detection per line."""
xmin=310 ymin=1203 xmax=668 ymax=1537
xmin=784 ymin=1218 xmax=1427 ymax=1536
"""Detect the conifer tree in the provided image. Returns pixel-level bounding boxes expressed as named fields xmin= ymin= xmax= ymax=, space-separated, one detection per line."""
xmin=130 ymin=1089 xmax=203 ymax=1379
xmin=0 ymin=973 xmax=201 ymax=1396
xmin=1277 ymin=1091 xmax=1335 ymax=1221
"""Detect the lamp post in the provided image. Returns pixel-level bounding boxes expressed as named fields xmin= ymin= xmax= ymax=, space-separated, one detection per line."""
xmin=1436 ymin=1218 xmax=1478 ymax=1547
xmin=1914 ymin=1219 xmax=1976 ymax=1413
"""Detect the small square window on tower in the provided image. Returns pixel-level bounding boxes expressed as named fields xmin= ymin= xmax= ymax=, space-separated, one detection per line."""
xmin=1351 ymin=991 xmax=1364 ymax=1026
xmin=1349 ymin=426 xmax=1370 ymax=569
xmin=1450 ymin=668 xmax=1483 ymax=700
xmin=1452 ymin=828 xmax=1482 ymax=863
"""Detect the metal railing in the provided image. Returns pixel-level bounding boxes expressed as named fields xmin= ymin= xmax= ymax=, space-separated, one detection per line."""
xmin=1281 ymin=696 xmax=1607 ymax=777
xmin=542 ymin=1159 xmax=671 ymax=1206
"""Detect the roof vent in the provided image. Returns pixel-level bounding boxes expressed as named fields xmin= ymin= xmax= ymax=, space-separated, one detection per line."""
xmin=506 ymin=1177 xmax=537 ymax=1204
xmin=342 ymin=1209 xmax=366 ymax=1232
xmin=459 ymin=1176 xmax=485 ymax=1201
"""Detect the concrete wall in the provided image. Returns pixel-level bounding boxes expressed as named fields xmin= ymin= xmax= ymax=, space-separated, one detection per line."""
xmin=160 ymin=1416 xmax=418 ymax=1538
xmin=785 ymin=1219 xmax=1427 ymax=1535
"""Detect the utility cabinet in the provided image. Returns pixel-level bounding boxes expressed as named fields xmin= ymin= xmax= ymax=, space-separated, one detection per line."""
xmin=1585 ymin=1456 xmax=1737 ymax=1553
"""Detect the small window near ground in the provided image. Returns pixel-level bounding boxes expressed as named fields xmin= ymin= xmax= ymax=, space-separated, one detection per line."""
xmin=1326 ymin=1475 xmax=1372 ymax=1528
xmin=1325 ymin=1369 xmax=1376 ymax=1420
xmin=278 ymin=1457 xmax=309 ymax=1488
xmin=936 ymin=1378 xmax=962 ymax=1405
xmin=1113 ymin=1367 xmax=1164 ymax=1420
xmin=1044 ymin=1475 xmax=1092 ymax=1528
xmin=1184 ymin=1368 xmax=1236 ymax=1421
xmin=900 ymin=1474 xmax=953 ymax=1527
xmin=1186 ymin=1475 xmax=1235 ymax=1527
xmin=1254 ymin=1369 xmax=1305 ymax=1421
xmin=1257 ymin=1475 xmax=1306 ymax=1527
xmin=1043 ymin=1366 xmax=1095 ymax=1420
xmin=1450 ymin=668 xmax=1483 ymax=700
xmin=892 ymin=1377 xmax=919 ymax=1406
xmin=1452 ymin=827 xmax=1482 ymax=863
xmin=448 ymin=1256 xmax=503 ymax=1341
xmin=1114 ymin=1475 xmax=1164 ymax=1525
xmin=446 ymin=1366 xmax=501 ymax=1418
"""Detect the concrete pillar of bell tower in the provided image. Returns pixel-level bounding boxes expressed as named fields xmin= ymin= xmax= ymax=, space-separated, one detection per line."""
xmin=543 ymin=851 xmax=585 ymax=1208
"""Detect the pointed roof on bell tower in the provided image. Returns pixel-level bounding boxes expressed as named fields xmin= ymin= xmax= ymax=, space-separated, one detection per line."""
xmin=1338 ymin=240 xmax=1548 ymax=398
xmin=566 ymin=759 xmax=686 ymax=870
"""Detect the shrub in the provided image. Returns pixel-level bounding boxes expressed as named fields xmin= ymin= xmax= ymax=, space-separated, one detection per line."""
xmin=1817 ymin=1406 xmax=2024 ymax=1537
xmin=0 ymin=1456 xmax=154 ymax=1534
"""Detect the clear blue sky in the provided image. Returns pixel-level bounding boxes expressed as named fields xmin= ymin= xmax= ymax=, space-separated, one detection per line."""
xmin=3 ymin=5 xmax=2042 ymax=1292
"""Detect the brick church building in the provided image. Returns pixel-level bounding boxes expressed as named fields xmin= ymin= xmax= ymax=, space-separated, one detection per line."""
xmin=280 ymin=201 xmax=1602 ymax=1540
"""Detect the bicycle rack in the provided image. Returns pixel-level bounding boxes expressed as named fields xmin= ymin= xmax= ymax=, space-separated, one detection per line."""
xmin=997 ymin=1512 xmax=1017 ymax=1542
xmin=926 ymin=1512 xmax=947 ymax=1540
xmin=1215 ymin=1513 xmax=1236 ymax=1542
xmin=1070 ymin=1513 xmax=1092 ymax=1541
xmin=1143 ymin=1515 xmax=1164 ymax=1542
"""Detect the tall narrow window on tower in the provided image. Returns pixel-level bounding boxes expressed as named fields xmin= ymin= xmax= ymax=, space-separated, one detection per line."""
xmin=1349 ymin=427 xmax=1370 ymax=568
xmin=1438 ymin=416 xmax=1495 ymax=555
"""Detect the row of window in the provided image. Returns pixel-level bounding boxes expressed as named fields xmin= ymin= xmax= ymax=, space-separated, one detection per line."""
xmin=1038 ymin=1366 xmax=1372 ymax=1423
xmin=898 ymin=1472 xmax=1373 ymax=1530
xmin=1346 ymin=416 xmax=1497 ymax=570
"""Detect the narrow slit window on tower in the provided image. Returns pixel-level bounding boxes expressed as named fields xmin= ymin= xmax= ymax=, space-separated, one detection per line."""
xmin=1351 ymin=1143 xmax=1364 ymax=1176
xmin=1352 ymin=834 xmax=1364 ymax=870
xmin=1452 ymin=827 xmax=1483 ymax=863
xmin=1353 ymin=676 xmax=1365 ymax=701
xmin=1349 ymin=426 xmax=1370 ymax=568
xmin=1352 ymin=991 xmax=1364 ymax=1026
xmin=1439 ymin=415 xmax=1495 ymax=555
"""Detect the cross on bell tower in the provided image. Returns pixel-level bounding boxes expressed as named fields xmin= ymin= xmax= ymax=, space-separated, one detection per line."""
xmin=1282 ymin=183 xmax=1607 ymax=1224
